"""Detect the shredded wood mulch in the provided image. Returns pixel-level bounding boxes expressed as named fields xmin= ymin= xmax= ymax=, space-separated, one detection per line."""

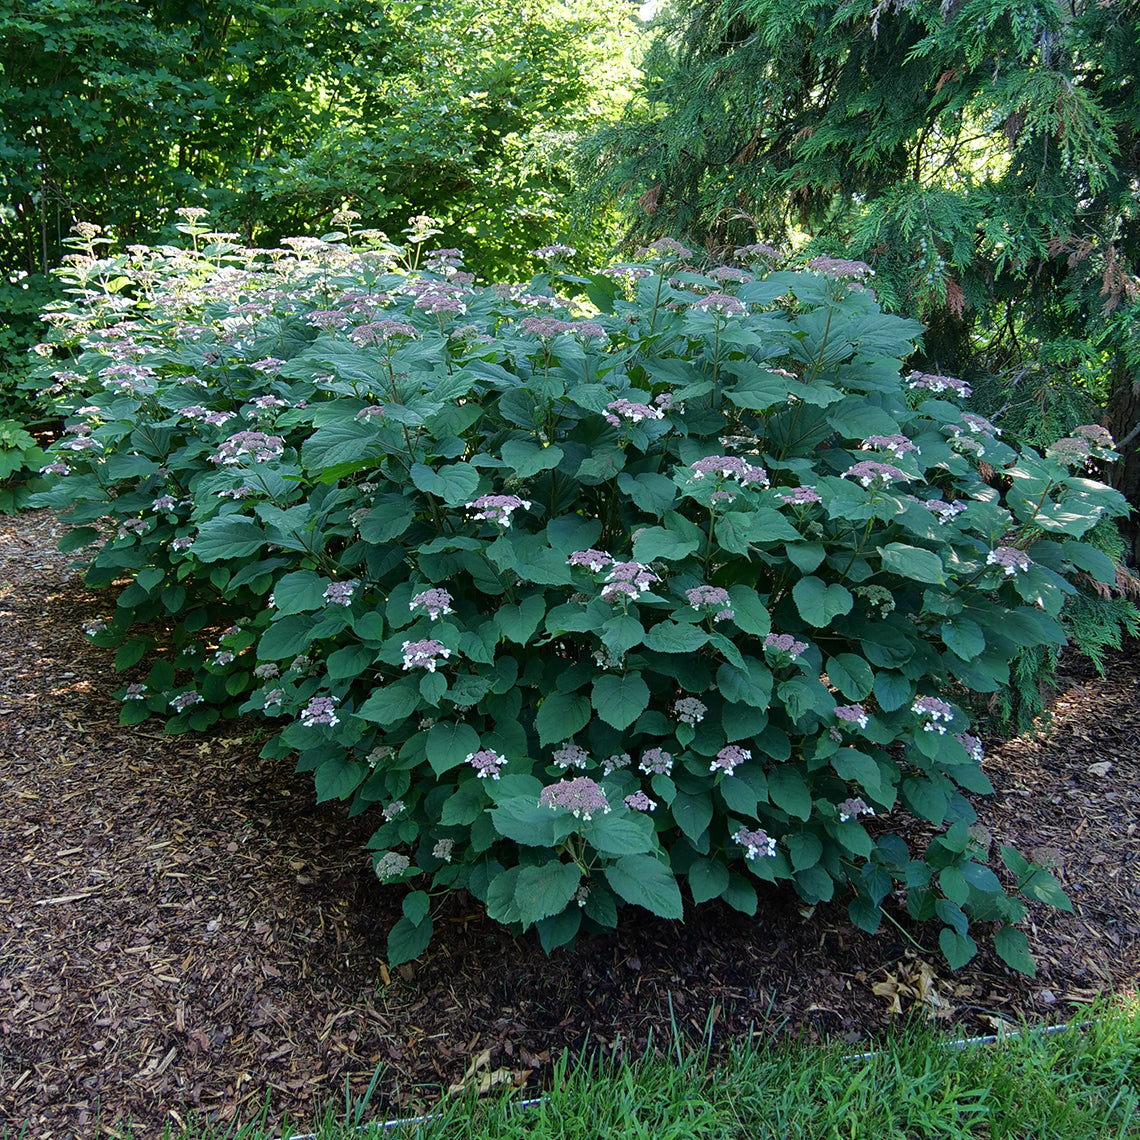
xmin=1 ymin=510 xmax=1137 ymax=1138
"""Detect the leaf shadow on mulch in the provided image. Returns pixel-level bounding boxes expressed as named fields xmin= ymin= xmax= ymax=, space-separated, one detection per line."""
xmin=1 ymin=511 xmax=1137 ymax=1138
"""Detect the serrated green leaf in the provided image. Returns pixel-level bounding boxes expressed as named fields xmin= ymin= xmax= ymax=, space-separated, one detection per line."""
xmin=993 ymin=925 xmax=1036 ymax=975
xmin=356 ymin=680 xmax=421 ymax=726
xmin=315 ymin=757 xmax=366 ymax=803
xmin=768 ymin=766 xmax=812 ymax=821
xmin=939 ymin=926 xmax=978 ymax=970
xmin=688 ymin=858 xmax=730 ymax=904
xmin=535 ymin=691 xmax=592 ymax=748
xmin=501 ymin=439 xmax=564 ymax=478
xmin=878 ymin=542 xmax=946 ymax=584
xmin=792 ymin=577 xmax=853 ymax=626
xmin=271 ymin=570 xmax=329 ymax=614
xmin=410 ymin=461 xmax=481 ymax=506
xmin=387 ymin=914 xmax=434 ymax=965
xmin=643 ymin=621 xmax=708 ymax=654
xmin=604 ymin=854 xmax=684 ymax=919
xmin=826 ymin=653 xmax=874 ymax=700
xmin=672 ymin=791 xmax=713 ymax=842
xmin=425 ymin=722 xmax=481 ymax=776
xmin=582 ymin=810 xmax=654 ymax=856
xmin=514 ymin=862 xmax=582 ymax=927
xmin=495 ymin=595 xmax=546 ymax=644
xmin=591 ymin=672 xmax=650 ymax=729
xmin=632 ymin=525 xmax=700 ymax=562
xmin=402 ymin=890 xmax=431 ymax=927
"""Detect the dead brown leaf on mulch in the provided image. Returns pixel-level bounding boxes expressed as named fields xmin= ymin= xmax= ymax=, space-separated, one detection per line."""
xmin=1 ymin=510 xmax=1137 ymax=1138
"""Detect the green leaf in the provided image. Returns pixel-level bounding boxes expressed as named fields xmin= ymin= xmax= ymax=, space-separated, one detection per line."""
xmin=410 ymin=461 xmax=481 ymax=506
xmin=849 ymin=894 xmax=882 ymax=933
xmin=114 ymin=638 xmax=150 ymax=671
xmin=604 ymin=855 xmax=684 ymax=919
xmin=902 ymin=775 xmax=949 ymax=825
xmin=514 ymin=862 xmax=582 ymax=927
xmin=600 ymin=614 xmax=646 ymax=656
xmin=592 ymin=672 xmax=650 ymax=729
xmin=792 ymin=577 xmax=853 ymax=627
xmin=878 ymin=543 xmax=946 ymax=585
xmin=632 ymin=525 xmax=700 ymax=562
xmin=939 ymin=865 xmax=970 ymax=906
xmin=939 ymin=926 xmax=978 ymax=970
xmin=356 ymin=680 xmax=421 ymax=726
xmin=426 ymin=722 xmax=481 ymax=776
xmin=191 ymin=516 xmax=268 ymax=562
xmin=786 ymin=832 xmax=823 ymax=872
xmin=402 ymin=890 xmax=431 ymax=927
xmin=768 ymin=766 xmax=812 ymax=821
xmin=315 ymin=757 xmax=365 ymax=803
xmin=831 ymin=750 xmax=883 ymax=802
xmin=535 ymin=691 xmax=592 ymax=748
xmin=672 ymin=791 xmax=713 ymax=843
xmin=688 ymin=858 xmax=730 ymax=904
xmin=485 ymin=867 xmax=523 ymax=923
xmin=941 ymin=618 xmax=985 ymax=660
xmin=726 ymin=585 xmax=771 ymax=636
xmin=826 ymin=653 xmax=874 ymax=700
xmin=501 ymin=439 xmax=564 ymax=478
xmin=582 ymin=811 xmax=655 ymax=856
xmin=617 ymin=471 xmax=677 ymax=514
xmin=387 ymin=915 xmax=434 ymax=966
xmin=358 ymin=495 xmax=417 ymax=543
xmin=993 ymin=926 xmax=1036 ymax=975
xmin=643 ymin=621 xmax=708 ymax=654
xmin=271 ymin=570 xmax=329 ymax=614
xmin=490 ymin=797 xmax=562 ymax=847
xmin=495 ymin=595 xmax=546 ymax=644
xmin=873 ymin=670 xmax=913 ymax=712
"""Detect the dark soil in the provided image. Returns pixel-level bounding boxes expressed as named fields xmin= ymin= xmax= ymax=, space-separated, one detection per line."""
xmin=2 ymin=510 xmax=1137 ymax=1138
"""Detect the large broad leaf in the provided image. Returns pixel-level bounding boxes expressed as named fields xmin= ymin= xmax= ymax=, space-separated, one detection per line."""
xmin=356 ymin=679 xmax=421 ymax=726
xmin=513 ymin=861 xmax=582 ymax=927
xmin=672 ymin=792 xmax=713 ymax=843
xmin=490 ymin=796 xmax=563 ymax=847
xmin=495 ymin=595 xmax=546 ymax=644
xmin=501 ymin=439 xmax=564 ymax=478
xmin=939 ymin=927 xmax=978 ymax=970
xmin=591 ymin=673 xmax=650 ymax=729
xmin=604 ymin=855 xmax=684 ymax=919
xmin=191 ymin=516 xmax=268 ymax=562
xmin=792 ymin=577 xmax=853 ymax=627
xmin=940 ymin=617 xmax=986 ymax=660
xmin=632 ymin=525 xmax=700 ymax=562
xmin=993 ymin=926 xmax=1036 ymax=975
xmin=386 ymin=914 xmax=435 ymax=966
xmin=425 ymin=722 xmax=481 ymax=776
xmin=878 ymin=543 xmax=946 ymax=585
xmin=688 ymin=858 xmax=730 ymax=904
xmin=768 ymin=766 xmax=812 ymax=820
xmin=582 ymin=811 xmax=655 ymax=856
xmin=315 ymin=757 xmax=366 ymax=803
xmin=643 ymin=621 xmax=708 ymax=654
xmin=302 ymin=418 xmax=384 ymax=471
xmin=726 ymin=585 xmax=771 ymax=637
xmin=358 ymin=495 xmax=417 ymax=543
xmin=271 ymin=570 xmax=329 ymax=615
xmin=410 ymin=461 xmax=481 ymax=506
xmin=617 ymin=471 xmax=677 ymax=514
xmin=535 ymin=691 xmax=592 ymax=748
xmin=826 ymin=653 xmax=874 ymax=700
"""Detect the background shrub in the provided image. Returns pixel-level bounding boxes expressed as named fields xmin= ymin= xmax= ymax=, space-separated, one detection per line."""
xmin=31 ymin=227 xmax=1130 ymax=972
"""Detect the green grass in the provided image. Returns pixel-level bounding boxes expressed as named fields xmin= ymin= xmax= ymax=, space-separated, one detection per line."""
xmin=16 ymin=1002 xmax=1140 ymax=1140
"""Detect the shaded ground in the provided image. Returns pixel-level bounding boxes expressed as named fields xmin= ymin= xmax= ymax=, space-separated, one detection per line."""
xmin=1 ymin=510 xmax=1137 ymax=1138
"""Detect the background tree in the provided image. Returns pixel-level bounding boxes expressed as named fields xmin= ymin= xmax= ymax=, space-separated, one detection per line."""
xmin=582 ymin=0 xmax=1140 ymax=553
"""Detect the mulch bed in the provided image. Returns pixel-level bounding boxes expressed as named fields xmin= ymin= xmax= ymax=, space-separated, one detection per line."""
xmin=1 ymin=510 xmax=1137 ymax=1138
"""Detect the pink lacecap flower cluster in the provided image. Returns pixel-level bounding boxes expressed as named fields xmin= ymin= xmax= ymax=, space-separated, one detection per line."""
xmin=170 ymin=690 xmax=203 ymax=712
xmin=843 ymin=459 xmax=908 ymax=487
xmin=539 ymin=777 xmax=610 ymax=820
xmin=466 ymin=494 xmax=531 ymax=528
xmin=410 ymin=588 xmax=454 ymax=621
xmin=986 ymin=546 xmax=1031 ymax=576
xmin=861 ymin=434 xmax=919 ymax=457
xmin=301 ymin=696 xmax=340 ymax=728
xmin=249 ymin=394 xmax=288 ymax=410
xmin=624 ymin=791 xmax=657 ymax=812
xmin=735 ymin=242 xmax=779 ymax=259
xmin=1072 ymin=424 xmax=1114 ymax=447
xmin=171 ymin=536 xmax=194 ymax=551
xmin=639 ymin=747 xmax=673 ymax=776
xmin=253 ymin=663 xmax=279 ymax=679
xmin=707 ymin=266 xmax=753 ymax=283
xmin=355 ymin=404 xmax=385 ymax=421
xmin=531 ymin=244 xmax=577 ymax=260
xmin=638 ymin=238 xmax=694 ymax=260
xmin=922 ymin=498 xmax=966 ymax=524
xmin=123 ymin=683 xmax=147 ymax=701
xmin=710 ymin=745 xmax=750 ymax=775
xmin=433 ymin=838 xmax=455 ymax=862
xmin=375 ymin=852 xmax=411 ymax=880
xmin=349 ymin=320 xmax=417 ymax=345
xmin=602 ymin=561 xmax=659 ymax=603
xmin=603 ymin=752 xmax=632 ymax=775
xmin=412 ymin=283 xmax=468 ymax=315
xmin=568 ymin=549 xmax=613 ymax=572
xmin=835 ymin=704 xmax=870 ymax=730
xmin=764 ymin=632 xmax=808 ymax=658
xmin=323 ymin=580 xmax=358 ymax=606
xmin=401 ymin=639 xmax=451 ymax=672
xmin=686 ymin=584 xmax=734 ymax=622
xmin=552 ymin=743 xmax=589 ymax=770
xmin=733 ymin=827 xmax=777 ymax=860
xmin=467 ymin=748 xmax=506 ymax=780
xmin=689 ymin=292 xmax=746 ymax=315
xmin=152 ymin=495 xmax=177 ymax=512
xmin=956 ymin=732 xmax=984 ymax=762
xmin=907 ymin=371 xmax=972 ymax=398
xmin=673 ymin=697 xmax=707 ymax=725
xmin=912 ymin=695 xmax=954 ymax=733
xmin=960 ymin=413 xmax=999 ymax=435
xmin=210 ymin=431 xmax=285 ymax=465
xmin=689 ymin=455 xmax=768 ymax=485
xmin=807 ymin=256 xmax=874 ymax=278
xmin=604 ymin=398 xmax=665 ymax=426
xmin=778 ymin=486 xmax=821 ymax=505
xmin=838 ymin=797 xmax=876 ymax=823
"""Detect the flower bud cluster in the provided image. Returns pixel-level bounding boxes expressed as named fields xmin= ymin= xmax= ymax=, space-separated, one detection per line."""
xmin=539 ymin=777 xmax=610 ymax=820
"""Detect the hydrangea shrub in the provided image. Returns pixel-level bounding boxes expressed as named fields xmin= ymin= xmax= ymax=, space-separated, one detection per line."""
xmin=32 ymin=226 xmax=1130 ymax=972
